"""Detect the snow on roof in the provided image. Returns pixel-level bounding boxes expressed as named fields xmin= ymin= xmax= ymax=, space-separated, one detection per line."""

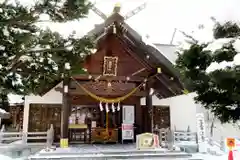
xmin=141 ymin=36 xmax=178 ymax=64
xmin=7 ymin=94 xmax=24 ymax=105
xmin=153 ymin=44 xmax=178 ymax=64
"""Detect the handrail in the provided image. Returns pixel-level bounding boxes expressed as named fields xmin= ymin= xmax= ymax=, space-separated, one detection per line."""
xmin=0 ymin=124 xmax=54 ymax=147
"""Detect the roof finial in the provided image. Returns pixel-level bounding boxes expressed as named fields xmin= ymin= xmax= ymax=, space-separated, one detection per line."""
xmin=113 ymin=2 xmax=121 ymax=13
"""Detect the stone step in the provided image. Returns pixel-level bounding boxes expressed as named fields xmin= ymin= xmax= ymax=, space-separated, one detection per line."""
xmin=29 ymin=152 xmax=192 ymax=160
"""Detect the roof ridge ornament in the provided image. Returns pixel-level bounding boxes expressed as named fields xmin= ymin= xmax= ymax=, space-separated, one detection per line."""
xmin=113 ymin=2 xmax=121 ymax=13
xmin=91 ymin=2 xmax=147 ymax=21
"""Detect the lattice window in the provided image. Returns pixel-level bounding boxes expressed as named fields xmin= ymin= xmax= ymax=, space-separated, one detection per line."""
xmin=153 ymin=106 xmax=170 ymax=129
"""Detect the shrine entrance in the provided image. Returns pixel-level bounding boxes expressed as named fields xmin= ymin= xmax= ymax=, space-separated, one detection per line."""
xmin=68 ymin=105 xmax=122 ymax=143
xmin=24 ymin=3 xmax=185 ymax=147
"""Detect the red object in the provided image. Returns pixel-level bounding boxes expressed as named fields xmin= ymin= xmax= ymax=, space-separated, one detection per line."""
xmin=228 ymin=150 xmax=234 ymax=160
xmin=122 ymin=124 xmax=133 ymax=130
xmin=154 ymin=135 xmax=159 ymax=147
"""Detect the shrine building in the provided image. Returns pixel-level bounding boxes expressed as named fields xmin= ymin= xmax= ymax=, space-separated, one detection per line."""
xmin=22 ymin=4 xmax=185 ymax=146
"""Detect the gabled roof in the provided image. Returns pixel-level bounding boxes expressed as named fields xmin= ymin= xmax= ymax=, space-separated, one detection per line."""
xmin=40 ymin=12 xmax=185 ymax=98
xmin=87 ymin=13 xmax=180 ymax=76
xmin=82 ymin=12 xmax=185 ymax=97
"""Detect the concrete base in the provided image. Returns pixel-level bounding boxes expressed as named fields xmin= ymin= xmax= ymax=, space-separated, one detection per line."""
xmin=28 ymin=144 xmax=192 ymax=159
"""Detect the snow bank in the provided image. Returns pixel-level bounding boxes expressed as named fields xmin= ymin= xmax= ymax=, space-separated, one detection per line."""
xmin=0 ymin=154 xmax=18 ymax=160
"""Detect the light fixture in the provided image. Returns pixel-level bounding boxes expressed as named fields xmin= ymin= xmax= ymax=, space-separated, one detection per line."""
xmin=88 ymin=75 xmax=92 ymax=79
xmin=107 ymin=82 xmax=112 ymax=87
xmin=146 ymin=55 xmax=150 ymax=59
xmin=149 ymin=88 xmax=154 ymax=96
xmin=83 ymin=68 xmax=88 ymax=72
xmin=90 ymin=48 xmax=97 ymax=54
xmin=126 ymin=77 xmax=130 ymax=81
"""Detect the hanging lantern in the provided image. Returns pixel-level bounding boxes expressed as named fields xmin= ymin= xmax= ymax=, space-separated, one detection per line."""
xmin=111 ymin=103 xmax=115 ymax=112
xmin=99 ymin=102 xmax=103 ymax=111
xmin=105 ymin=103 xmax=109 ymax=113
xmin=117 ymin=102 xmax=120 ymax=111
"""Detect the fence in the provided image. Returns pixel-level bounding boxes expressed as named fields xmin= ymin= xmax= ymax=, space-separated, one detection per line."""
xmin=0 ymin=124 xmax=54 ymax=147
xmin=155 ymin=128 xmax=197 ymax=144
xmin=154 ymin=128 xmax=198 ymax=150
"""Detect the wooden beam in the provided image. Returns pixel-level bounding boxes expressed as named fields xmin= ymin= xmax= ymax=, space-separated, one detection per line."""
xmin=116 ymin=35 xmax=152 ymax=70
xmin=56 ymin=87 xmax=146 ymax=97
xmin=69 ymin=89 xmax=146 ymax=97
xmin=72 ymin=74 xmax=146 ymax=82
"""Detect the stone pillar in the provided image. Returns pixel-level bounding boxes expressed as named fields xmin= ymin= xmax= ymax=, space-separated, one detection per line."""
xmin=22 ymin=99 xmax=30 ymax=133
xmin=60 ymin=78 xmax=70 ymax=148
xmin=145 ymin=84 xmax=153 ymax=133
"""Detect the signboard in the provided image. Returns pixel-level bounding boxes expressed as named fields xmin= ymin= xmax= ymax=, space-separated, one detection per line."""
xmin=136 ymin=133 xmax=159 ymax=149
xmin=196 ymin=113 xmax=207 ymax=152
xmin=122 ymin=123 xmax=134 ymax=140
xmin=103 ymin=56 xmax=118 ymax=76
xmin=196 ymin=113 xmax=206 ymax=143
xmin=122 ymin=105 xmax=134 ymax=124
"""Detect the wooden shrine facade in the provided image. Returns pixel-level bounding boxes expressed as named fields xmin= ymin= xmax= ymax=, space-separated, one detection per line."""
xmin=26 ymin=5 xmax=184 ymax=145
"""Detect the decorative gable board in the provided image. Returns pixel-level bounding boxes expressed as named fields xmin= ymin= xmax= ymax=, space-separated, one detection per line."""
xmin=84 ymin=34 xmax=148 ymax=77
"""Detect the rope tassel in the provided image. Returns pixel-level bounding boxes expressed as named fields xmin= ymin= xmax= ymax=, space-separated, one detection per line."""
xmin=99 ymin=102 xmax=103 ymax=111
xmin=105 ymin=103 xmax=109 ymax=113
xmin=111 ymin=103 xmax=115 ymax=112
xmin=117 ymin=102 xmax=120 ymax=111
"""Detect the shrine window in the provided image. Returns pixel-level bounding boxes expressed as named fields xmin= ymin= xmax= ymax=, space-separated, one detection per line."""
xmin=69 ymin=105 xmax=101 ymax=128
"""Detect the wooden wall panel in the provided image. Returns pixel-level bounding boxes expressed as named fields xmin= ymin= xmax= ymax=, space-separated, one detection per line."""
xmin=28 ymin=104 xmax=61 ymax=141
xmin=84 ymin=34 xmax=146 ymax=77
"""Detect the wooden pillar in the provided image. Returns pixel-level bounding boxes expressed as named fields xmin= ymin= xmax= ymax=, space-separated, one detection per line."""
xmin=135 ymin=97 xmax=142 ymax=135
xmin=60 ymin=78 xmax=70 ymax=148
xmin=145 ymin=84 xmax=153 ymax=133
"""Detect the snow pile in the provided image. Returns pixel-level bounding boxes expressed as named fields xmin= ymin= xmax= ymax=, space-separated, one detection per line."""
xmin=7 ymin=94 xmax=24 ymax=105
xmin=0 ymin=108 xmax=7 ymax=114
xmin=205 ymin=38 xmax=240 ymax=73
xmin=0 ymin=154 xmax=18 ymax=160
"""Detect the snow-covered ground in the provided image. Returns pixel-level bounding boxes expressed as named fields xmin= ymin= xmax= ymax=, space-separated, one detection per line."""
xmin=191 ymin=153 xmax=227 ymax=160
xmin=0 ymin=155 xmax=24 ymax=160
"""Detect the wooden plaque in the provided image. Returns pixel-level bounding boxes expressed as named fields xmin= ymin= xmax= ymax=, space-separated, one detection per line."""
xmin=103 ymin=56 xmax=118 ymax=76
